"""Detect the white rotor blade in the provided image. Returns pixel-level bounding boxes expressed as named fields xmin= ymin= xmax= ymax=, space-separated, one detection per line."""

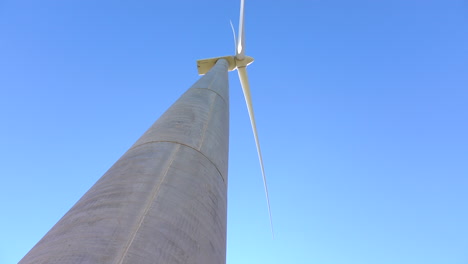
xmin=237 ymin=66 xmax=273 ymax=234
xmin=230 ymin=20 xmax=238 ymax=55
xmin=236 ymin=0 xmax=246 ymax=60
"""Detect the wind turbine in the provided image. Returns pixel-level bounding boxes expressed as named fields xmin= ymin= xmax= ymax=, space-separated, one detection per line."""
xmin=197 ymin=0 xmax=273 ymax=233
xmin=19 ymin=0 xmax=270 ymax=263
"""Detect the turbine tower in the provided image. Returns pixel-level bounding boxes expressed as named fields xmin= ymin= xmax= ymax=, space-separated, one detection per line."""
xmin=20 ymin=1 xmax=270 ymax=263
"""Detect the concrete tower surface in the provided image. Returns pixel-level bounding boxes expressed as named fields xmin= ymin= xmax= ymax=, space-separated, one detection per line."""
xmin=20 ymin=59 xmax=230 ymax=264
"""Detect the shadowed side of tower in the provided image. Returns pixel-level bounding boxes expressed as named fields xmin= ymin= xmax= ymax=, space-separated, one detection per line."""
xmin=20 ymin=59 xmax=230 ymax=264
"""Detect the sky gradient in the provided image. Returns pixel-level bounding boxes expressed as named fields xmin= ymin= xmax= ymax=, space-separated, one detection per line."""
xmin=1 ymin=0 xmax=467 ymax=263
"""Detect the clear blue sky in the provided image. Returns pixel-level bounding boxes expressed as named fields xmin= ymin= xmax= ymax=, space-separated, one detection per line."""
xmin=1 ymin=0 xmax=467 ymax=263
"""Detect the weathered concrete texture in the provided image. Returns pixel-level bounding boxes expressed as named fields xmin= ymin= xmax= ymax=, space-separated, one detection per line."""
xmin=20 ymin=59 xmax=230 ymax=264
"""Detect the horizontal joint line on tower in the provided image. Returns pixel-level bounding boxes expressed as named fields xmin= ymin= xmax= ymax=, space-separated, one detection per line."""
xmin=129 ymin=140 xmax=226 ymax=183
xmin=192 ymin=87 xmax=227 ymax=104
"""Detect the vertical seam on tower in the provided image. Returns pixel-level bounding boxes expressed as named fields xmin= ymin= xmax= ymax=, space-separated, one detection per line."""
xmin=197 ymin=74 xmax=218 ymax=150
xmin=115 ymin=144 xmax=181 ymax=264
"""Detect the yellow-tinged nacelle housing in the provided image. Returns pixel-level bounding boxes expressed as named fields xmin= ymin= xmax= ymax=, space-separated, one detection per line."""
xmin=196 ymin=55 xmax=254 ymax=75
